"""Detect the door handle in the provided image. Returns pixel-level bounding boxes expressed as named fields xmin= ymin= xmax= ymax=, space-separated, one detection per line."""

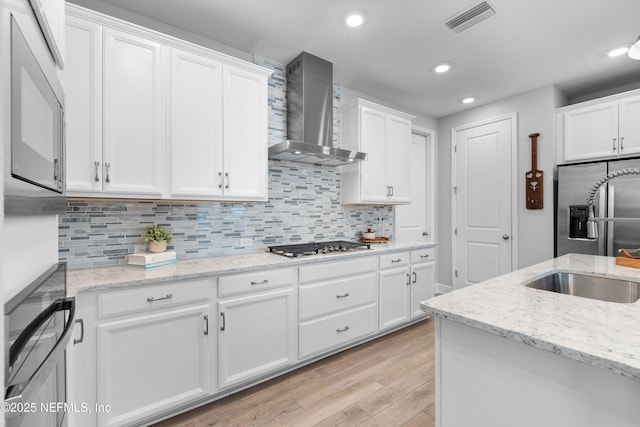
xmin=502 ymin=234 xmax=510 ymax=240
xmin=406 ymin=272 xmax=411 ymax=286
xmin=204 ymin=315 xmax=209 ymax=335
xmin=220 ymin=312 xmax=226 ymax=331
xmin=105 ymin=162 xmax=111 ymax=183
xmin=74 ymin=318 xmax=84 ymax=345
xmin=94 ymin=161 xmax=100 ymax=182
xmin=413 ymin=271 xmax=417 ymax=284
xmin=613 ymin=138 xmax=617 ymax=151
xmin=218 ymin=172 xmax=223 ymax=189
xmin=225 ymin=172 xmax=230 ymax=189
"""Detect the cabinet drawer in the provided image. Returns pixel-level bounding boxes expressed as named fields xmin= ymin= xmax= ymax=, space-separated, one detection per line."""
xmin=379 ymin=252 xmax=410 ymax=269
xmin=219 ymin=268 xmax=296 ymax=297
xmin=299 ymin=272 xmax=377 ymax=321
xmin=411 ymin=248 xmax=435 ymax=264
xmin=98 ymin=278 xmax=213 ymax=319
xmin=299 ymin=303 xmax=377 ymax=359
xmin=299 ymin=257 xmax=377 ymax=284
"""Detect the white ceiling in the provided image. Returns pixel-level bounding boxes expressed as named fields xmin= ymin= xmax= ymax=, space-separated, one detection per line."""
xmin=72 ymin=0 xmax=640 ymax=118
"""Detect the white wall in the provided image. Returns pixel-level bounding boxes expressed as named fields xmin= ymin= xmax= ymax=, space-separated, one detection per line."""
xmin=436 ymin=85 xmax=566 ymax=287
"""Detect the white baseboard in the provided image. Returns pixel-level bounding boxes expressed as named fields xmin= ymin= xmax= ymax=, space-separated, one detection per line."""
xmin=435 ymin=282 xmax=453 ymax=295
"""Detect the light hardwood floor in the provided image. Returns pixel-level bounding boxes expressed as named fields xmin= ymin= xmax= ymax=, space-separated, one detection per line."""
xmin=154 ymin=319 xmax=435 ymax=427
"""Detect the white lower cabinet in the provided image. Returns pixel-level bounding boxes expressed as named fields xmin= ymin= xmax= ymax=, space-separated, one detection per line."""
xmin=70 ymin=249 xmax=435 ymax=426
xmin=218 ymin=269 xmax=297 ymax=389
xmin=379 ymin=250 xmax=435 ymax=330
xmin=97 ymin=304 xmax=212 ymax=427
xmin=70 ymin=278 xmax=214 ymax=427
xmin=298 ymin=257 xmax=378 ymax=359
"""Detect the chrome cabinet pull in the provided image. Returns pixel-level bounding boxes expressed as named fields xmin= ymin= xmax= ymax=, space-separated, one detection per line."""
xmin=204 ymin=315 xmax=209 ymax=335
xmin=147 ymin=293 xmax=172 ymax=302
xmin=420 ymin=254 xmax=430 ymax=259
xmin=105 ymin=162 xmax=111 ymax=183
xmin=94 ymin=161 xmax=100 ymax=182
xmin=613 ymin=138 xmax=617 ymax=151
xmin=218 ymin=172 xmax=223 ymax=189
xmin=621 ymin=136 xmax=625 ymax=151
xmin=406 ymin=272 xmax=411 ymax=286
xmin=422 ymin=231 xmax=429 ymax=237
xmin=225 ymin=172 xmax=230 ymax=189
xmin=74 ymin=319 xmax=84 ymax=345
xmin=391 ymin=259 xmax=402 ymax=263
xmin=336 ymin=326 xmax=350 ymax=333
xmin=386 ymin=186 xmax=391 ymax=197
xmin=220 ymin=312 xmax=226 ymax=331
xmin=336 ymin=292 xmax=350 ymax=299
xmin=250 ymin=279 xmax=269 ymax=285
xmin=413 ymin=271 xmax=417 ymax=284
xmin=390 ymin=186 xmax=394 ymax=196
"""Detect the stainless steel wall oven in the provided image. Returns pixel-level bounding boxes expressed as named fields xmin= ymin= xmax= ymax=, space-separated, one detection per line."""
xmin=4 ymin=263 xmax=75 ymax=427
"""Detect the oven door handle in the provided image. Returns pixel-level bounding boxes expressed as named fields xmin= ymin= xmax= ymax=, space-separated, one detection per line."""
xmin=5 ymin=297 xmax=76 ymax=417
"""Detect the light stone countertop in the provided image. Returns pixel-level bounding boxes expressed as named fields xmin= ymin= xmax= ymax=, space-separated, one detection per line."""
xmin=420 ymin=253 xmax=640 ymax=381
xmin=67 ymin=241 xmax=436 ymax=297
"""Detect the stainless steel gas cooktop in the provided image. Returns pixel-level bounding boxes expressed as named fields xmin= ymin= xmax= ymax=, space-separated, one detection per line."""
xmin=268 ymin=241 xmax=371 ymax=258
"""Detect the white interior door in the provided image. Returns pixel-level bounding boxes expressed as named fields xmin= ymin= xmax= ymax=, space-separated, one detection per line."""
xmin=395 ymin=130 xmax=430 ymax=241
xmin=453 ymin=116 xmax=513 ymax=288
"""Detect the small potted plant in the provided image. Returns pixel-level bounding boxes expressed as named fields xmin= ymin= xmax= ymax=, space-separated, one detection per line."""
xmin=144 ymin=225 xmax=173 ymax=253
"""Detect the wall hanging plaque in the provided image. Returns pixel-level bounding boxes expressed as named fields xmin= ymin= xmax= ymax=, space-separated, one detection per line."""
xmin=526 ymin=132 xmax=543 ymax=209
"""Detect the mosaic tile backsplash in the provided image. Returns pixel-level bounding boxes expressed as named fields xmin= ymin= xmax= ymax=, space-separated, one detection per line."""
xmin=58 ymin=55 xmax=393 ymax=269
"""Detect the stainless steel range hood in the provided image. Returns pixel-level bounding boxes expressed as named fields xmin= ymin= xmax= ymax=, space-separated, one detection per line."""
xmin=268 ymin=52 xmax=367 ymax=166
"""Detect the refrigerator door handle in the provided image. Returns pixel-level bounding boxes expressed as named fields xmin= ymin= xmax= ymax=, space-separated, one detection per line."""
xmin=607 ymin=183 xmax=615 ymax=256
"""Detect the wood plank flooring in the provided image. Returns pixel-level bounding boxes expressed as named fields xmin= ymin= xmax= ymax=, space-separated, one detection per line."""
xmin=154 ymin=319 xmax=435 ymax=427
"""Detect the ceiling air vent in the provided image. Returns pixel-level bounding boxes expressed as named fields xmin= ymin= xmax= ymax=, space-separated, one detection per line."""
xmin=442 ymin=1 xmax=496 ymax=35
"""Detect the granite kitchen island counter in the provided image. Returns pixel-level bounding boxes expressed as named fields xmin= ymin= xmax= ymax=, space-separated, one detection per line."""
xmin=67 ymin=241 xmax=436 ymax=296
xmin=421 ymin=253 xmax=640 ymax=427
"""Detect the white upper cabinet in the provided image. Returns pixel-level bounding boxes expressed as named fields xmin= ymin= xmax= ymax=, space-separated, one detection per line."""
xmin=103 ymin=28 xmax=166 ymax=196
xmin=558 ymin=91 xmax=640 ymax=163
xmin=62 ymin=15 xmax=102 ymax=193
xmin=168 ymin=48 xmax=224 ymax=198
xmin=341 ymin=98 xmax=414 ymax=205
xmin=63 ymin=4 xmax=271 ymax=200
xmin=222 ymin=65 xmax=269 ymax=200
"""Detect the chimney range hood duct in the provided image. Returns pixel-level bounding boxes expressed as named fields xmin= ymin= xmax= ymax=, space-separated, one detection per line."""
xmin=268 ymin=52 xmax=367 ymax=166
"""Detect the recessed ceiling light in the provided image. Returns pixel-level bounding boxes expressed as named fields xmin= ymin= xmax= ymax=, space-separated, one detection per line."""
xmin=462 ymin=97 xmax=475 ymax=104
xmin=434 ymin=63 xmax=452 ymax=73
xmin=608 ymin=46 xmax=629 ymax=57
xmin=345 ymin=11 xmax=366 ymax=28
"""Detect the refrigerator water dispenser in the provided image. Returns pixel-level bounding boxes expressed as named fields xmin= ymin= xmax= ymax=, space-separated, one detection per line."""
xmin=569 ymin=205 xmax=590 ymax=239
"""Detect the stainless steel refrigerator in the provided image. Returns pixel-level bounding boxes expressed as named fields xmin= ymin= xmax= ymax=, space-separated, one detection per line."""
xmin=556 ymin=158 xmax=640 ymax=257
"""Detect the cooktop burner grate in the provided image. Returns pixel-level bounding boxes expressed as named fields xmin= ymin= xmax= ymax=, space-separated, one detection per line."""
xmin=268 ymin=240 xmax=371 ymax=258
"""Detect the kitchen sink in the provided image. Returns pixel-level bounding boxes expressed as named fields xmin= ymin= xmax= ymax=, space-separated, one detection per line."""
xmin=524 ymin=272 xmax=640 ymax=303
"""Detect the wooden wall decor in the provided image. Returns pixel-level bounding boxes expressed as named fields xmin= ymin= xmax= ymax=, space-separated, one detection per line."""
xmin=526 ymin=133 xmax=543 ymax=209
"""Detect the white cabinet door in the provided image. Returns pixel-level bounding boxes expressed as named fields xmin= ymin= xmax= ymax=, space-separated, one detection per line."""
xmin=218 ymin=287 xmax=296 ymax=389
xmin=386 ymin=115 xmax=411 ymax=203
xmin=30 ymin=0 xmax=65 ymax=67
xmin=410 ymin=262 xmax=434 ymax=319
xmin=360 ymin=106 xmax=388 ymax=203
xmin=63 ymin=15 xmax=103 ymax=193
xmin=103 ymin=28 xmax=165 ymax=196
xmin=618 ymin=95 xmax=640 ymax=157
xmin=97 ymin=304 xmax=212 ymax=427
xmin=562 ymin=101 xmax=618 ymax=162
xmin=379 ymin=267 xmax=411 ymax=330
xmin=222 ymin=65 xmax=269 ymax=200
xmin=168 ymin=48 xmax=224 ymax=198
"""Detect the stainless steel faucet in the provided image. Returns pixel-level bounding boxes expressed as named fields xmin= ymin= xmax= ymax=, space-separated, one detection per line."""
xmin=585 ymin=168 xmax=640 ymax=239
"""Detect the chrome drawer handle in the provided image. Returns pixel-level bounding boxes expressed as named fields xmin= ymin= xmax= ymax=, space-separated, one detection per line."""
xmin=336 ymin=326 xmax=350 ymax=333
xmin=336 ymin=292 xmax=350 ymax=299
xmin=147 ymin=293 xmax=172 ymax=302
xmin=420 ymin=254 xmax=430 ymax=259
xmin=204 ymin=315 xmax=209 ymax=336
xmin=94 ymin=161 xmax=100 ymax=182
xmin=250 ymin=279 xmax=269 ymax=285
xmin=391 ymin=259 xmax=402 ymax=263
xmin=220 ymin=312 xmax=226 ymax=331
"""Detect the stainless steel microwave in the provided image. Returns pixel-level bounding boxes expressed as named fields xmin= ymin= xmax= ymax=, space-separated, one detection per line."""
xmin=5 ymin=13 xmax=65 ymax=216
